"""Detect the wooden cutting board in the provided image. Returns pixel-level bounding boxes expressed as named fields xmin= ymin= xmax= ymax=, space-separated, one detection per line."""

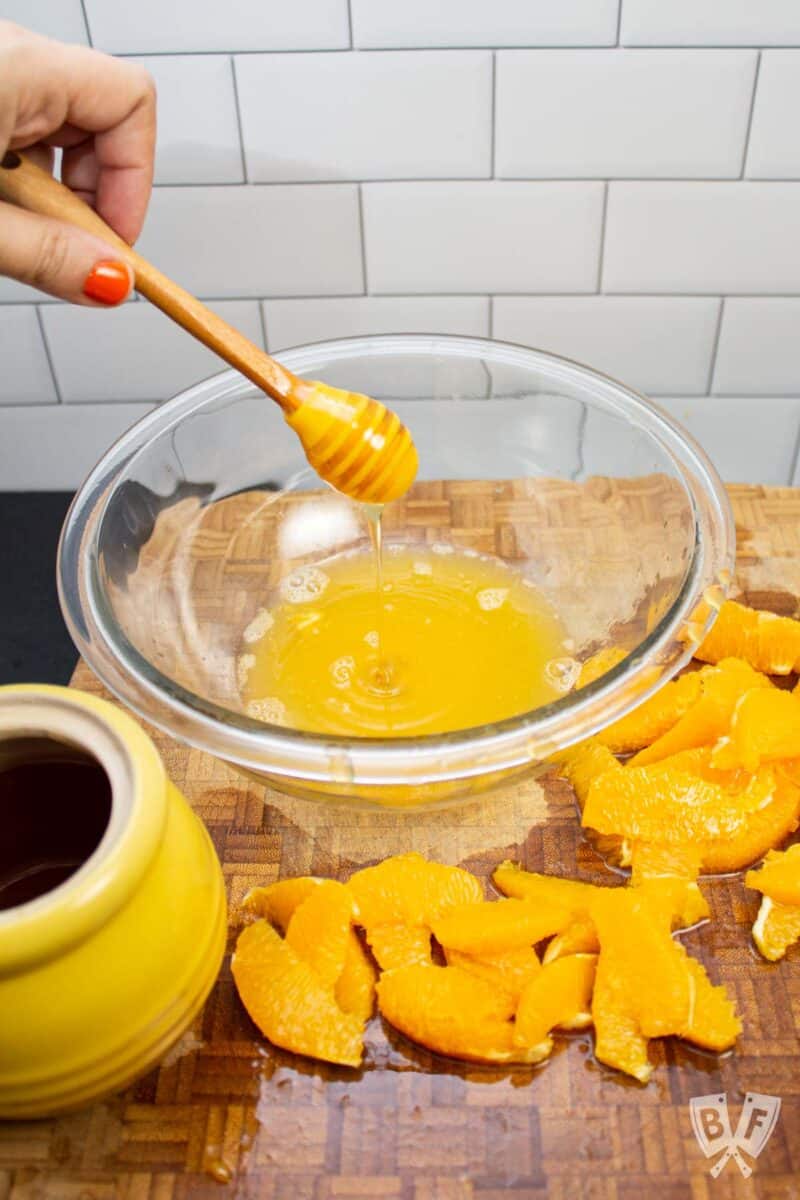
xmin=3 ymin=483 xmax=800 ymax=1200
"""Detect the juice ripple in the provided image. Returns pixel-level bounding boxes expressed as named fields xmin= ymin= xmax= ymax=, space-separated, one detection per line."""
xmin=239 ymin=547 xmax=571 ymax=738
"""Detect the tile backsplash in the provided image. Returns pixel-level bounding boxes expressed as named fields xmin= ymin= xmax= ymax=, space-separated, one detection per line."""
xmin=1 ymin=0 xmax=799 ymax=489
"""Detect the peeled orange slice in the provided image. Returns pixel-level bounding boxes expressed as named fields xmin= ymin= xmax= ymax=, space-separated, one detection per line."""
xmin=542 ymin=918 xmax=600 ymax=964
xmin=682 ymin=958 xmax=742 ymax=1052
xmin=699 ymin=772 xmax=800 ymax=873
xmin=377 ymin=964 xmax=552 ymax=1065
xmin=431 ymin=898 xmax=571 ymax=956
xmin=285 ymin=880 xmax=355 ymax=990
xmin=629 ymin=841 xmax=709 ymax=929
xmin=242 ymin=876 xmax=325 ymax=931
xmin=629 ymin=658 xmax=772 ymax=768
xmin=695 ymin=599 xmax=800 ymax=675
xmin=560 ymin=740 xmax=621 ymax=811
xmin=492 ymin=861 xmax=602 ymax=914
xmin=365 ymin=922 xmax=432 ymax=971
xmin=443 ymin=946 xmax=541 ymax=1004
xmin=712 ymin=689 xmax=800 ymax=773
xmin=746 ymin=844 xmax=800 ymax=906
xmin=335 ymin=931 xmax=378 ymax=1022
xmin=583 ymin=749 xmax=777 ymax=845
xmin=232 ymin=921 xmax=364 ymax=1067
xmin=514 ymin=953 xmax=597 ymax=1048
xmin=751 ymin=896 xmax=800 ymax=961
xmin=347 ymin=852 xmax=482 ymax=928
xmin=596 ymin=671 xmax=703 ymax=755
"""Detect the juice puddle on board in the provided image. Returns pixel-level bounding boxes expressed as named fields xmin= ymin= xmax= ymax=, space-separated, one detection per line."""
xmin=239 ymin=543 xmax=573 ymax=738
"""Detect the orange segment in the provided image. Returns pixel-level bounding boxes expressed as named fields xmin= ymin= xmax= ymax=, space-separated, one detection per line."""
xmin=232 ymin=921 xmax=363 ymax=1068
xmin=751 ymin=895 xmax=800 ymax=961
xmin=597 ymin=672 xmax=704 ymax=755
xmin=377 ymin=965 xmax=552 ymax=1065
xmin=589 ymin=887 xmax=739 ymax=1081
xmin=514 ymin=953 xmax=597 ymax=1048
xmin=347 ymin=852 xmax=483 ymax=928
xmin=242 ymin=876 xmax=325 ymax=931
xmin=700 ymin=771 xmax=800 ymax=873
xmin=583 ymin=748 xmax=777 ymax=845
xmin=542 ymin=918 xmax=600 ymax=963
xmin=630 ymin=658 xmax=772 ymax=768
xmin=335 ymin=930 xmax=377 ymax=1022
xmin=431 ymin=898 xmax=571 ymax=956
xmin=366 ymin=922 xmax=432 ymax=971
xmin=492 ymin=861 xmax=605 ymax=915
xmin=746 ymin=844 xmax=800 ymax=907
xmin=444 ymin=946 xmax=541 ymax=1005
xmin=629 ymin=841 xmax=709 ymax=929
xmin=712 ymin=689 xmax=800 ymax=772
xmin=285 ymin=880 xmax=355 ymax=989
xmin=560 ymin=740 xmax=621 ymax=810
xmin=682 ymin=958 xmax=742 ymax=1052
xmin=695 ymin=599 xmax=800 ymax=675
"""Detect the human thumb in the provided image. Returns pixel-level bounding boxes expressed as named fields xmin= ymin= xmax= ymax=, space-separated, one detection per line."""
xmin=0 ymin=199 xmax=133 ymax=304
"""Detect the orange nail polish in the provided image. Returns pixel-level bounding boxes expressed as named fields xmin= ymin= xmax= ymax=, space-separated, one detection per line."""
xmin=83 ymin=260 xmax=131 ymax=305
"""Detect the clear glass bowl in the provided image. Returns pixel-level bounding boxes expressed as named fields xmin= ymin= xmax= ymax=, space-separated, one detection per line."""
xmin=58 ymin=334 xmax=734 ymax=809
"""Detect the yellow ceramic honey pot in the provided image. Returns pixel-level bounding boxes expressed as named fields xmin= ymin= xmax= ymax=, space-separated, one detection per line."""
xmin=0 ymin=685 xmax=227 ymax=1119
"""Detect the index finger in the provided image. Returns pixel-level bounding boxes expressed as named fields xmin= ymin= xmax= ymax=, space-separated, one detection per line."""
xmin=3 ymin=26 xmax=156 ymax=242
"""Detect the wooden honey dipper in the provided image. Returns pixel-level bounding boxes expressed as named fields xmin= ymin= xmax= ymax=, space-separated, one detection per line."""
xmin=0 ymin=151 xmax=418 ymax=505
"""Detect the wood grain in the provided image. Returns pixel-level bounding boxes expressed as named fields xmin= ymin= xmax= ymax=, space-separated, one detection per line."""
xmin=3 ymin=483 xmax=800 ymax=1199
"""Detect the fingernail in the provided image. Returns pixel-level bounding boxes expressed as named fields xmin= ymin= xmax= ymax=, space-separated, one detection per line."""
xmin=83 ymin=260 xmax=131 ymax=305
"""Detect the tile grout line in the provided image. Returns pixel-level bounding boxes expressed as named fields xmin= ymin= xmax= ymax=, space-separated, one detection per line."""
xmin=114 ymin=43 xmax=800 ymax=56
xmin=740 ymin=49 xmax=762 ymax=178
xmin=34 ymin=307 xmax=63 ymax=404
xmin=77 ymin=0 xmax=93 ymax=45
xmin=144 ymin=177 xmax=800 ymax=188
xmin=346 ymin=0 xmax=354 ymax=49
xmin=705 ymin=297 xmax=725 ymax=394
xmin=8 ymin=291 xmax=800 ymax=305
xmin=258 ymin=301 xmax=270 ymax=353
xmin=596 ymin=182 xmax=609 ymax=292
xmin=615 ymin=0 xmax=623 ymax=46
xmin=228 ymin=56 xmax=249 ymax=184
xmin=357 ymin=184 xmax=369 ymax=294
xmin=490 ymin=51 xmax=497 ymax=178
xmin=488 ymin=295 xmax=494 ymax=338
xmin=788 ymin=418 xmax=800 ymax=485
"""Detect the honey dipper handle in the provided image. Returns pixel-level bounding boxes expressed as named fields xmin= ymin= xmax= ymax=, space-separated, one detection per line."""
xmin=0 ymin=151 xmax=299 ymax=410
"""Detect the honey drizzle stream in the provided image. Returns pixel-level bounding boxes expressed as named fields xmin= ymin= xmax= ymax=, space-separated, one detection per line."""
xmin=362 ymin=503 xmax=395 ymax=710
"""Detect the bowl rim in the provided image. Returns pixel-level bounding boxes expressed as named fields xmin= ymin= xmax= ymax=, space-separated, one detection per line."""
xmin=57 ymin=333 xmax=735 ymax=788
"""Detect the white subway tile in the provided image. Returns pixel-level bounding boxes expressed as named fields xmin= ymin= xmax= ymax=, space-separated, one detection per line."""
xmin=352 ymin=0 xmax=619 ymax=48
xmin=363 ymin=183 xmax=603 ymax=293
xmin=236 ymin=51 xmax=491 ymax=182
xmin=135 ymin=185 xmax=363 ymax=298
xmin=604 ymin=183 xmax=800 ymax=293
xmin=657 ymin=397 xmax=799 ymax=485
xmin=621 ymin=1 xmax=800 ymax=46
xmin=0 ymin=404 xmax=154 ymax=490
xmin=128 ymin=57 xmax=243 ymax=184
xmin=0 ymin=0 xmax=87 ymax=43
xmin=41 ymin=301 xmax=263 ymax=403
xmin=496 ymin=50 xmax=755 ymax=179
xmin=84 ymin=0 xmax=349 ymax=53
xmin=712 ymin=299 xmax=800 ymax=394
xmin=0 ymin=307 xmax=57 ymax=405
xmin=493 ymin=296 xmax=718 ymax=395
xmin=747 ymin=52 xmax=800 ymax=178
xmin=263 ymin=296 xmax=489 ymax=351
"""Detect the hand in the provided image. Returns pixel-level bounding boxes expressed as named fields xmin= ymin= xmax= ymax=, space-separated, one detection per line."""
xmin=0 ymin=21 xmax=155 ymax=304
